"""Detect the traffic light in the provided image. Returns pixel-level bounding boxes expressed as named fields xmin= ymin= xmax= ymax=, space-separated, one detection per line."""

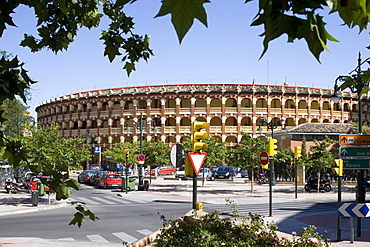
xmin=261 ymin=163 xmax=269 ymax=169
xmin=268 ymin=138 xmax=277 ymax=157
xmin=332 ymin=159 xmax=343 ymax=176
xmin=184 ymin=156 xmax=193 ymax=176
xmin=294 ymin=146 xmax=301 ymax=159
xmin=196 ymin=202 xmax=204 ymax=211
xmin=124 ymin=150 xmax=129 ymax=160
xmin=193 ymin=121 xmax=209 ymax=152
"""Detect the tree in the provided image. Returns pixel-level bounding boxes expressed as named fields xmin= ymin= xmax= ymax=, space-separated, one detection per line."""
xmin=273 ymin=147 xmax=294 ymax=181
xmin=102 ymin=142 xmax=137 ymax=167
xmin=225 ymin=133 xmax=267 ymax=193
xmin=302 ymin=137 xmax=338 ymax=192
xmin=19 ymin=124 xmax=95 ymax=226
xmin=143 ymin=140 xmax=171 ymax=167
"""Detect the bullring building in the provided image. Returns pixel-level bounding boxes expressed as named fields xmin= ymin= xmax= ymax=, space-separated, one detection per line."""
xmin=36 ymin=83 xmax=362 ymax=163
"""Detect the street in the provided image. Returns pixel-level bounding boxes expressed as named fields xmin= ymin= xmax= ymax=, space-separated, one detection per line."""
xmin=0 ymin=178 xmax=358 ymax=246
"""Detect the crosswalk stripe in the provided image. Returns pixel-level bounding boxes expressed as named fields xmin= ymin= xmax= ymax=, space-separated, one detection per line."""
xmin=137 ymin=229 xmax=153 ymax=235
xmin=104 ymin=196 xmax=131 ymax=204
xmin=91 ymin=196 xmax=116 ymax=204
xmin=58 ymin=237 xmax=75 ymax=241
xmin=112 ymin=232 xmax=138 ymax=243
xmin=74 ymin=197 xmax=100 ymax=205
xmin=87 ymin=234 xmax=109 ymax=243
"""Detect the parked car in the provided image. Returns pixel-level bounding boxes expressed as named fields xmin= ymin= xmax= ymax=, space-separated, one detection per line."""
xmin=98 ymin=173 xmax=122 ymax=188
xmin=239 ymin=168 xmax=249 ymax=178
xmin=29 ymin=176 xmax=50 ymax=191
xmin=214 ymin=166 xmax=237 ymax=179
xmin=78 ymin=170 xmax=98 ymax=184
xmin=175 ymin=166 xmax=186 ymax=179
xmin=197 ymin=168 xmax=214 ymax=181
xmin=151 ymin=166 xmax=177 ymax=176
xmin=88 ymin=171 xmax=108 ymax=186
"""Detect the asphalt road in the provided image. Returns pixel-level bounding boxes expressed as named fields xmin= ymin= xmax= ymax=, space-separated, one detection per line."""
xmin=0 ymin=181 xmax=344 ymax=246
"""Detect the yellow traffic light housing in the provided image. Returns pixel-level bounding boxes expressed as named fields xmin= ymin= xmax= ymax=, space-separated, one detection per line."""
xmin=261 ymin=163 xmax=269 ymax=169
xmin=332 ymin=159 xmax=343 ymax=176
xmin=184 ymin=156 xmax=193 ymax=176
xmin=268 ymin=138 xmax=277 ymax=157
xmin=193 ymin=121 xmax=209 ymax=152
xmin=196 ymin=202 xmax=204 ymax=211
xmin=294 ymin=146 xmax=301 ymax=159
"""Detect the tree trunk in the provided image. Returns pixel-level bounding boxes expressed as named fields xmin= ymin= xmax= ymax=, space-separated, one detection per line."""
xmin=317 ymin=171 xmax=321 ymax=193
xmin=251 ymin=168 xmax=254 ymax=193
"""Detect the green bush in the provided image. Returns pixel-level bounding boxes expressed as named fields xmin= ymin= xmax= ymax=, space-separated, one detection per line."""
xmin=154 ymin=200 xmax=330 ymax=247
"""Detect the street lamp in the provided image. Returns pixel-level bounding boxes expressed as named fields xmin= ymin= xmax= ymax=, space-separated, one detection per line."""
xmin=125 ymin=113 xmax=157 ymax=190
xmin=258 ymin=117 xmax=284 ymax=217
xmin=258 ymin=117 xmax=284 ymax=186
xmin=332 ymin=52 xmax=370 ymax=238
xmin=4 ymin=115 xmax=35 ymax=182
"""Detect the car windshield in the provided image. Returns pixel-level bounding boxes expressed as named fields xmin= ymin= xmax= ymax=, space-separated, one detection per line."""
xmin=217 ymin=167 xmax=229 ymax=171
xmin=178 ymin=167 xmax=184 ymax=171
xmin=107 ymin=175 xmax=120 ymax=179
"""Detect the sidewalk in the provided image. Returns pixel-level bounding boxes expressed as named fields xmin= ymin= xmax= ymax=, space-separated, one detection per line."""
xmin=0 ymin=178 xmax=369 ymax=246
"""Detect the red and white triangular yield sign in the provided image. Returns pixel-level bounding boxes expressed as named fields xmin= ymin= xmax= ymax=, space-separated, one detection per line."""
xmin=188 ymin=152 xmax=207 ymax=175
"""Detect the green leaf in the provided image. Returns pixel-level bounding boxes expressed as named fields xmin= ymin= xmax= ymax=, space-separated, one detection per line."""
xmin=155 ymin=0 xmax=210 ymax=43
xmin=69 ymin=212 xmax=85 ymax=228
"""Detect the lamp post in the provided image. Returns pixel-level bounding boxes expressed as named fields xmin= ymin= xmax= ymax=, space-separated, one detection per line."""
xmin=259 ymin=117 xmax=284 ymax=186
xmin=5 ymin=115 xmax=35 ymax=182
xmin=259 ymin=117 xmax=284 ymax=217
xmin=332 ymin=52 xmax=370 ymax=238
xmin=125 ymin=113 xmax=156 ymax=190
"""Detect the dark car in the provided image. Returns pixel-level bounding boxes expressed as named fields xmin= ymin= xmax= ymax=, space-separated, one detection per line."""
xmin=78 ymin=170 xmax=98 ymax=184
xmin=214 ymin=166 xmax=237 ymax=179
xmin=239 ymin=168 xmax=249 ymax=178
xmin=88 ymin=171 xmax=108 ymax=186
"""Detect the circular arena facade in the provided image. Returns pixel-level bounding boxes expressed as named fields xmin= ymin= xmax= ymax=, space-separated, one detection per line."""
xmin=36 ymin=83 xmax=363 ymax=149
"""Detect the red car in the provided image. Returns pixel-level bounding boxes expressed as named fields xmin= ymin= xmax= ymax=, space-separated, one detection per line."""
xmin=98 ymin=174 xmax=122 ymax=188
xmin=151 ymin=166 xmax=177 ymax=176
xmin=29 ymin=176 xmax=50 ymax=192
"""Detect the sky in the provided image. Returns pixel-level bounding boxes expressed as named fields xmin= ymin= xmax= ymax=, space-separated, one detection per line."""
xmin=0 ymin=0 xmax=369 ymax=118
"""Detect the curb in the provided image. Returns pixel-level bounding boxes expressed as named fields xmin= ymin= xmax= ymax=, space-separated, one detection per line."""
xmin=0 ymin=202 xmax=69 ymax=217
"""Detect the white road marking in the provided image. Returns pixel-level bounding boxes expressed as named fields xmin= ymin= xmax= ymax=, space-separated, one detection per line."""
xmin=86 ymin=234 xmax=109 ymax=243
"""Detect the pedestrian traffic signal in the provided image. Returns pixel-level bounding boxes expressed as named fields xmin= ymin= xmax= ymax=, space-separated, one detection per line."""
xmin=193 ymin=121 xmax=209 ymax=152
xmin=332 ymin=159 xmax=343 ymax=176
xmin=294 ymin=146 xmax=301 ymax=159
xmin=268 ymin=138 xmax=277 ymax=157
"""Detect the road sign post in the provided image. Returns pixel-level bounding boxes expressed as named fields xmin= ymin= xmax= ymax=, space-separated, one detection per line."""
xmin=339 ymin=134 xmax=370 ymax=238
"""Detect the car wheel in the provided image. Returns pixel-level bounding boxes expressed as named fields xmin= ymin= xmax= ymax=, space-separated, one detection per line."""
xmin=104 ymin=183 xmax=107 ymax=189
xmin=171 ymin=171 xmax=175 ymax=175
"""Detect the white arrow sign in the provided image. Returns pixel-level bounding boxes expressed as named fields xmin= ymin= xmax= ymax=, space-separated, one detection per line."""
xmin=188 ymin=152 xmax=207 ymax=176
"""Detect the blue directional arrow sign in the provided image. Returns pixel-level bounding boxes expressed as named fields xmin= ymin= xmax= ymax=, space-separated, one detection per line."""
xmin=338 ymin=203 xmax=370 ymax=217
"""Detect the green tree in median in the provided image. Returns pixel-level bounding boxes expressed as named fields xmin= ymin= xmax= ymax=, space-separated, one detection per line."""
xmin=225 ymin=133 xmax=267 ymax=193
xmin=302 ymin=136 xmax=338 ymax=192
